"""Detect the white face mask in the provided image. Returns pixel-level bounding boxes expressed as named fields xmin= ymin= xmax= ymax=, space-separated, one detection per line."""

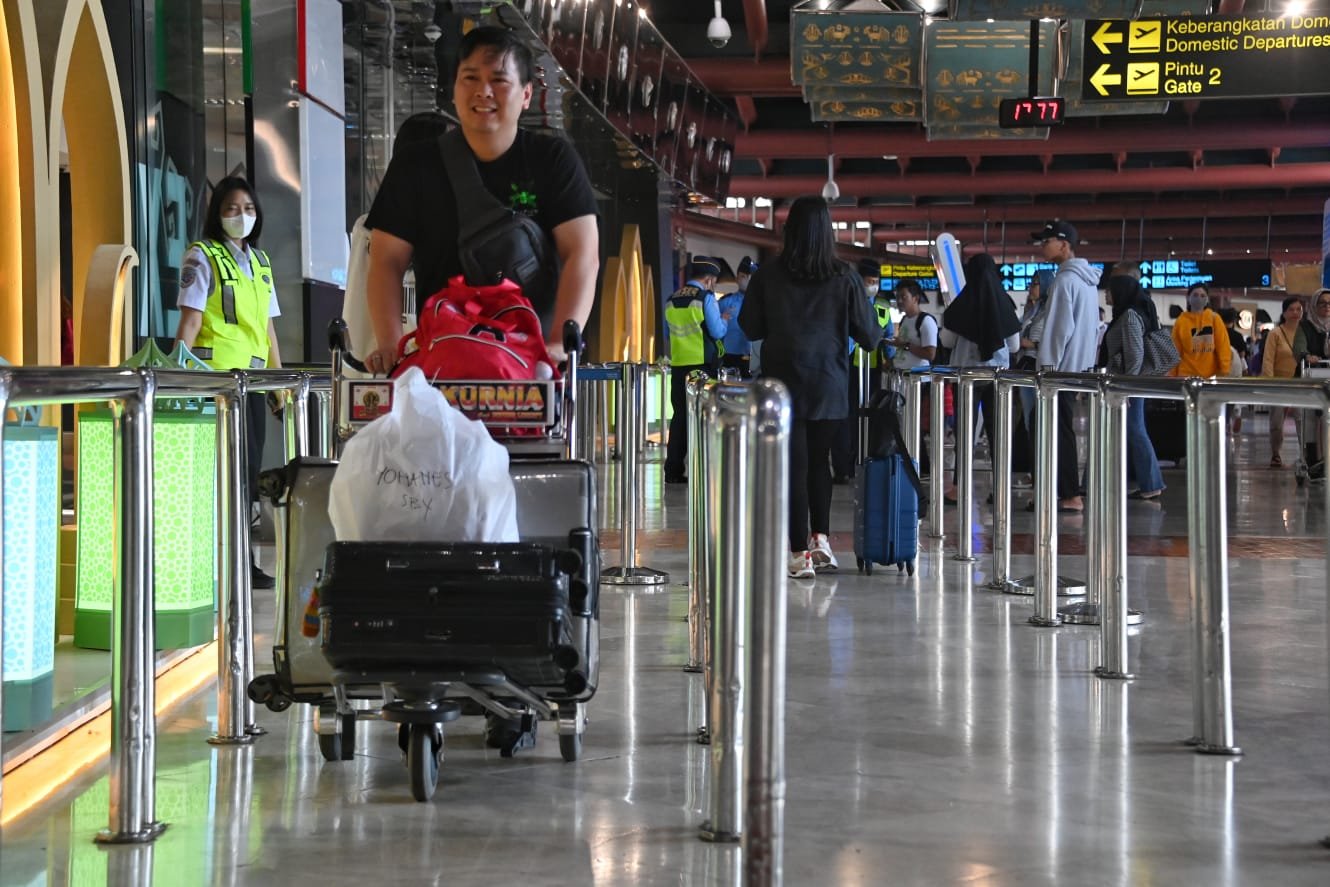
xmin=221 ymin=212 xmax=256 ymax=241
xmin=1187 ymin=293 xmax=1207 ymax=313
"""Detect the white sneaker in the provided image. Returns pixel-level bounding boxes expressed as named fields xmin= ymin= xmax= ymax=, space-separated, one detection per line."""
xmin=808 ymin=533 xmax=839 ymax=572
xmin=787 ymin=551 xmax=815 ymax=579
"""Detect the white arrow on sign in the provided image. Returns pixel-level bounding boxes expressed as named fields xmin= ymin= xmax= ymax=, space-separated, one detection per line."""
xmin=1092 ymin=22 xmax=1123 ymax=55
xmin=1089 ymin=64 xmax=1122 ymax=97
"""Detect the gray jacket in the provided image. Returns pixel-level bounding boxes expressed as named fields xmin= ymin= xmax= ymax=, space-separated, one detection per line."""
xmin=1037 ymin=258 xmax=1101 ymax=372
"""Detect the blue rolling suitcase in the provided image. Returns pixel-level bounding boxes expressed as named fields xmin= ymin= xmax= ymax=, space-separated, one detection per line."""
xmin=853 ymin=453 xmax=919 ymax=576
xmin=853 ymin=389 xmax=921 ymax=576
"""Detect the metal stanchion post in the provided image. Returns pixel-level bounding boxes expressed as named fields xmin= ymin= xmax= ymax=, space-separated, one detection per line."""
xmin=1062 ymin=379 xmax=1103 ymax=624
xmin=638 ymin=363 xmax=650 ymax=460
xmin=953 ymin=374 xmax=977 ymax=562
xmin=659 ymin=359 xmax=671 ymax=447
xmin=1185 ymin=384 xmax=1241 ymax=755
xmin=210 ymin=383 xmax=256 ymax=747
xmin=685 ymin=372 xmax=710 ymax=674
xmin=601 ymin=362 xmax=668 ymax=587
xmin=857 ymin=354 xmax=871 ymax=463
xmin=598 ymin=376 xmax=611 ymax=463
xmin=1029 ymin=372 xmax=1061 ymax=627
xmin=1096 ymin=390 xmax=1135 ymax=679
xmin=280 ymin=375 xmax=311 ymax=462
xmin=744 ymin=379 xmax=791 ymax=886
xmin=311 ymin=386 xmax=333 ymax=458
xmin=904 ymin=371 xmax=922 ymax=462
xmin=988 ymin=376 xmax=1013 ymax=589
xmin=1007 ymin=374 xmax=1087 ymax=600
xmin=700 ymin=383 xmax=750 ymax=844
xmin=926 ymin=374 xmax=945 ymax=539
xmin=97 ymin=372 xmax=166 ymax=844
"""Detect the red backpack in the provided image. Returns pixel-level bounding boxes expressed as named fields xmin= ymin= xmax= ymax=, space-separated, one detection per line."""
xmin=392 ymin=276 xmax=559 ymax=382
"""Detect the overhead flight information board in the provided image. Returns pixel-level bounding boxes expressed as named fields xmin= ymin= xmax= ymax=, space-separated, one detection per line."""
xmin=1081 ymin=14 xmax=1330 ymax=101
xmin=879 ymin=262 xmax=941 ymax=293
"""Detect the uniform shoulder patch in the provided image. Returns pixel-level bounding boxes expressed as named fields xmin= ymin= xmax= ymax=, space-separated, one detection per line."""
xmin=180 ymin=266 xmax=198 ymax=288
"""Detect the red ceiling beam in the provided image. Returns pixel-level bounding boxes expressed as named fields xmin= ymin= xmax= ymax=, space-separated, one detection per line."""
xmin=806 ymin=196 xmax=1327 ymax=225
xmin=742 ymin=0 xmax=768 ymax=60
xmin=736 ymin=120 xmax=1330 ymax=160
xmin=729 ymin=163 xmax=1330 ymax=199
xmin=683 ymin=57 xmax=798 ymax=96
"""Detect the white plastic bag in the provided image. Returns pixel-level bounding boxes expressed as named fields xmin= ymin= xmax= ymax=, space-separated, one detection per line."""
xmin=328 ymin=367 xmax=519 ymax=543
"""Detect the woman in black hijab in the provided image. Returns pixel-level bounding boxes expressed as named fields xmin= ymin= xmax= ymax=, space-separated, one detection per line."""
xmin=939 ymin=253 xmax=1022 ymax=502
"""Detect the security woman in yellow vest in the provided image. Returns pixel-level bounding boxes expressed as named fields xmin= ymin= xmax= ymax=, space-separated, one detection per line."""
xmin=173 ymin=176 xmax=283 ymax=589
xmin=662 ymin=256 xmax=727 ymax=484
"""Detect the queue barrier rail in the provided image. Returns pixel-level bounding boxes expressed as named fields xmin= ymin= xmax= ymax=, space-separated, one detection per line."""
xmin=900 ymin=364 xmax=1330 ymax=760
xmin=0 ymin=365 xmax=325 ymax=842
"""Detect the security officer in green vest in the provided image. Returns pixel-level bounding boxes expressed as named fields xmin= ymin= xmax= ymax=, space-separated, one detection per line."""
xmin=174 ymin=176 xmax=284 ymax=589
xmin=832 ymin=257 xmax=895 ymax=483
xmin=663 ymin=256 xmax=727 ymax=484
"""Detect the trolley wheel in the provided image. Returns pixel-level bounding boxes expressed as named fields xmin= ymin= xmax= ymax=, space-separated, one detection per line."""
xmin=317 ymin=711 xmax=356 ymax=762
xmin=407 ymin=725 xmax=441 ymax=802
xmin=907 ymin=561 xmax=915 ymax=577
xmin=559 ymin=731 xmax=583 ymax=762
xmin=856 ymin=556 xmax=864 ymax=574
xmin=864 ymin=561 xmax=874 ymax=576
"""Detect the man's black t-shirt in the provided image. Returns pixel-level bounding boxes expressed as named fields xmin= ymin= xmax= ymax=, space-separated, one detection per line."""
xmin=366 ymin=129 xmax=598 ymax=321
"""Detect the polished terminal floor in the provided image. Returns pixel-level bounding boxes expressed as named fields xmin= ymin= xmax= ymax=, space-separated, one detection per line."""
xmin=2 ymin=416 xmax=1329 ymax=886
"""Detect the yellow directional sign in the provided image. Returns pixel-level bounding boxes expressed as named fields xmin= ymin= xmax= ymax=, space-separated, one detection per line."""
xmin=1126 ymin=62 xmax=1159 ymax=95
xmin=1082 ymin=14 xmax=1330 ymax=102
xmin=1091 ymin=22 xmax=1123 ymax=55
xmin=1128 ymin=21 xmax=1162 ymax=53
xmin=1089 ymin=64 xmax=1122 ymax=96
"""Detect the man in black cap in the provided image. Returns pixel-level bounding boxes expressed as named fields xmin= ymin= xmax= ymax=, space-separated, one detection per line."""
xmin=832 ymin=257 xmax=895 ymax=483
xmin=717 ymin=256 xmax=756 ymax=378
xmin=664 ymin=257 xmax=727 ymax=483
xmin=1031 ymin=219 xmax=1101 ymax=513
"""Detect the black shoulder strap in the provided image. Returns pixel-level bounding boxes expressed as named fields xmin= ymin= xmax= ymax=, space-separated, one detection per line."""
xmin=865 ymin=391 xmax=923 ymax=498
xmin=438 ymin=130 xmax=513 ymax=241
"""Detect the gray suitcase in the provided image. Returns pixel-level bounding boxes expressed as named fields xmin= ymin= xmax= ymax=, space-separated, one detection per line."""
xmin=252 ymin=457 xmax=600 ymax=710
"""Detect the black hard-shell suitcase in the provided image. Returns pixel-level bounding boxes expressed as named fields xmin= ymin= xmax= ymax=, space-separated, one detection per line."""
xmin=318 ymin=540 xmax=594 ymax=699
xmin=1145 ymin=399 xmax=1186 ymax=462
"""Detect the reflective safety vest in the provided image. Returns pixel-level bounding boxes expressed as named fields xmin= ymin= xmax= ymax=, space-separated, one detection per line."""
xmin=665 ymin=285 xmax=711 ymax=367
xmin=190 ymin=240 xmax=275 ymax=370
xmin=853 ymin=299 xmax=894 ymax=368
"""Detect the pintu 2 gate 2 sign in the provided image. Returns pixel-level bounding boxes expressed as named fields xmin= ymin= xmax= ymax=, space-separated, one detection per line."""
xmin=1082 ymin=14 xmax=1330 ymax=101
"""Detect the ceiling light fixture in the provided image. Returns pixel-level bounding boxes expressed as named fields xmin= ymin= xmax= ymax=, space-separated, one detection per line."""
xmin=821 ymin=154 xmax=840 ymax=202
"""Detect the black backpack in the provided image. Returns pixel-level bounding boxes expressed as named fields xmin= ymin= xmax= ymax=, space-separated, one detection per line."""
xmin=438 ymin=131 xmax=557 ymax=312
xmin=864 ymin=389 xmax=923 ymax=497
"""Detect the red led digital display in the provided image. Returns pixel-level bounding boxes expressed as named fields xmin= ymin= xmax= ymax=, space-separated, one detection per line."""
xmin=998 ymin=97 xmax=1066 ymax=128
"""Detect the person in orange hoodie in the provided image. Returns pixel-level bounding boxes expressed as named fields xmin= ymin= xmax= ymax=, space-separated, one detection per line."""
xmin=1170 ymin=283 xmax=1231 ymax=377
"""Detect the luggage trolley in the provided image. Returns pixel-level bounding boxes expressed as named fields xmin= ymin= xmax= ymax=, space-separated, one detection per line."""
xmin=248 ymin=319 xmax=600 ymax=802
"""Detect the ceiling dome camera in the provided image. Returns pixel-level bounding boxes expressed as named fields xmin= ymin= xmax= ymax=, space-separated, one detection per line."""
xmin=707 ymin=2 xmax=731 ymax=49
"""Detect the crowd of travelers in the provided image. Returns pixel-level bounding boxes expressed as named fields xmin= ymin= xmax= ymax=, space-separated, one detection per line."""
xmin=670 ymin=206 xmax=1330 ymax=578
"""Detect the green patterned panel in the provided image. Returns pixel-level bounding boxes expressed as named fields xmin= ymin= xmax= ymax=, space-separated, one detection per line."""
xmin=949 ymin=0 xmax=1136 ymax=21
xmin=925 ymin=20 xmax=1056 ymax=130
xmin=74 ymin=407 xmax=217 ymax=650
xmin=812 ymin=97 xmax=921 ymax=122
xmin=792 ymin=2 xmax=922 ymax=88
xmin=926 ymin=122 xmax=1051 ymax=141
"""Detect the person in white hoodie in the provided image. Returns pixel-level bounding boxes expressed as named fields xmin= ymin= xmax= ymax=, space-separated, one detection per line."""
xmin=1033 ymin=220 xmax=1101 ymax=513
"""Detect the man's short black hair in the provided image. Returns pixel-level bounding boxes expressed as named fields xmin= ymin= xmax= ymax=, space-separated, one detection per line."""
xmin=458 ymin=26 xmax=535 ymax=85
